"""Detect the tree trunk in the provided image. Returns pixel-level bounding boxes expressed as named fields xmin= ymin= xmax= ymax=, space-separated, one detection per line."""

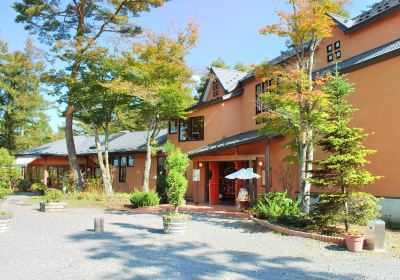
xmin=299 ymin=134 xmax=309 ymax=213
xmin=142 ymin=130 xmax=153 ymax=192
xmin=65 ymin=104 xmax=83 ymax=189
xmin=94 ymin=127 xmax=113 ymax=197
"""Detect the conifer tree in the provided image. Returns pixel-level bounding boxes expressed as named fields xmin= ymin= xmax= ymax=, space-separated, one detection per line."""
xmin=309 ymin=71 xmax=381 ymax=231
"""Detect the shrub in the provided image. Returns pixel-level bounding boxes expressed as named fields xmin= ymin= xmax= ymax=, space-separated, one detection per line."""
xmin=84 ymin=178 xmax=104 ymax=193
xmin=18 ymin=179 xmax=31 ymax=192
xmin=311 ymin=192 xmax=381 ymax=228
xmin=164 ymin=142 xmax=189 ymax=214
xmin=251 ymin=191 xmax=301 ymax=222
xmin=130 ymin=189 xmax=160 ymax=208
xmin=0 ymin=187 xmax=13 ymax=200
xmin=0 ymin=148 xmax=20 ymax=183
xmin=30 ymin=182 xmax=48 ymax=193
xmin=45 ymin=189 xmax=63 ymax=203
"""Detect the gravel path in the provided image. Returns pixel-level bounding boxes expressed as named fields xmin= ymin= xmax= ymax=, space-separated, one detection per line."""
xmin=1 ymin=193 xmax=399 ymax=280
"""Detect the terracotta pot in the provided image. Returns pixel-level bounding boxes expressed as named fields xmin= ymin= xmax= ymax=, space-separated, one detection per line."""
xmin=345 ymin=234 xmax=365 ymax=252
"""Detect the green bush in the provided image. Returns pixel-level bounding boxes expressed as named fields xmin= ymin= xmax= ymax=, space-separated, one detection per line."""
xmin=311 ymin=192 xmax=381 ymax=228
xmin=18 ymin=179 xmax=32 ymax=192
xmin=251 ymin=191 xmax=301 ymax=222
xmin=30 ymin=182 xmax=48 ymax=193
xmin=0 ymin=187 xmax=13 ymax=200
xmin=45 ymin=189 xmax=63 ymax=203
xmin=130 ymin=189 xmax=160 ymax=208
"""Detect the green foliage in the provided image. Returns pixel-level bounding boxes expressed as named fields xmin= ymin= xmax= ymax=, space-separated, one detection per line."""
xmin=251 ymin=191 xmax=301 ymax=222
xmin=311 ymin=192 xmax=381 ymax=228
xmin=163 ymin=211 xmax=191 ymax=221
xmin=0 ymin=183 xmax=13 ymax=199
xmin=0 ymin=39 xmax=53 ymax=153
xmin=130 ymin=189 xmax=160 ymax=208
xmin=310 ymin=71 xmax=381 ymax=230
xmin=29 ymin=182 xmax=47 ymax=193
xmin=0 ymin=148 xmax=20 ymax=185
xmin=0 ymin=211 xmax=12 ymax=219
xmin=164 ymin=142 xmax=189 ymax=213
xmin=17 ymin=179 xmax=31 ymax=192
xmin=45 ymin=189 xmax=63 ymax=203
xmin=84 ymin=178 xmax=104 ymax=193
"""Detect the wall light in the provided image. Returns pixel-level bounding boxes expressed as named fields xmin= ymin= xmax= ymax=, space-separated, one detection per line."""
xmin=257 ymin=160 xmax=264 ymax=167
xmin=198 ymin=162 xmax=204 ymax=168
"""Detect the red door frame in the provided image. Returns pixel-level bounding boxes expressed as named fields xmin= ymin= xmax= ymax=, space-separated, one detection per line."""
xmin=208 ymin=162 xmax=220 ymax=204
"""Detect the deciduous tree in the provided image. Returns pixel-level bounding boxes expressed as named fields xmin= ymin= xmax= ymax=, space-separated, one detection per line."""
xmin=14 ymin=0 xmax=167 ymax=188
xmin=257 ymin=0 xmax=346 ymax=213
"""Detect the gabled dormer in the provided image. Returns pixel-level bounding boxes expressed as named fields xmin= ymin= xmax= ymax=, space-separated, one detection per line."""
xmin=199 ymin=67 xmax=248 ymax=103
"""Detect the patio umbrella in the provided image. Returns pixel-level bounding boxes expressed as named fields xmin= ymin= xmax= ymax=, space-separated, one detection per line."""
xmin=225 ymin=168 xmax=261 ymax=180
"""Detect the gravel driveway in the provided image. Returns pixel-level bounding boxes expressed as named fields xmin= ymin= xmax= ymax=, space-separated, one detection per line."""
xmin=1 ymin=193 xmax=399 ymax=280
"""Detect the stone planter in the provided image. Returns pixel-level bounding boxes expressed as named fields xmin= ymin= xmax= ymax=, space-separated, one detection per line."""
xmin=163 ymin=215 xmax=189 ymax=235
xmin=40 ymin=202 xmax=67 ymax=212
xmin=0 ymin=212 xmax=12 ymax=233
xmin=345 ymin=234 xmax=365 ymax=252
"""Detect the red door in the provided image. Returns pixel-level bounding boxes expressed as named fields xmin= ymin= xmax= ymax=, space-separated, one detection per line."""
xmin=209 ymin=162 xmax=220 ymax=204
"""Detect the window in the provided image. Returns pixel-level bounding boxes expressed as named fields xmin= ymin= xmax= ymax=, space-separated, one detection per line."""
xmin=179 ymin=116 xmax=204 ymax=141
xmin=212 ymin=80 xmax=219 ymax=97
xmin=334 ymin=41 xmax=341 ymax=49
xmin=94 ymin=167 xmax=101 ymax=178
xmin=255 ymin=80 xmax=275 ymax=115
xmin=327 ymin=44 xmax=333 ymax=53
xmin=119 ymin=156 xmax=127 ymax=182
xmin=113 ymin=157 xmax=119 ymax=167
xmin=169 ymin=119 xmax=178 ymax=134
xmin=128 ymin=156 xmax=135 ymax=167
xmin=327 ymin=54 xmax=334 ymax=62
xmin=335 ymin=51 xmax=341 ymax=59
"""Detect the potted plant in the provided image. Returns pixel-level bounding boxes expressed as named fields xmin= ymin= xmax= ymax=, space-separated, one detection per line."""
xmin=345 ymin=229 xmax=365 ymax=252
xmin=0 ymin=211 xmax=12 ymax=233
xmin=40 ymin=189 xmax=67 ymax=212
xmin=162 ymin=142 xmax=190 ymax=235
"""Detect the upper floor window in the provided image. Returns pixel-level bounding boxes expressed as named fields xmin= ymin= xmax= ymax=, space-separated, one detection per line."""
xmin=327 ymin=41 xmax=341 ymax=62
xmin=212 ymin=80 xmax=219 ymax=97
xmin=168 ymin=119 xmax=178 ymax=134
xmin=256 ymin=80 xmax=275 ymax=115
xmin=127 ymin=156 xmax=135 ymax=167
xmin=179 ymin=116 xmax=204 ymax=142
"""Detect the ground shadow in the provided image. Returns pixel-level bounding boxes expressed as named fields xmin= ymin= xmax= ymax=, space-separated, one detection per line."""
xmin=111 ymin=222 xmax=164 ymax=234
xmin=67 ymin=226 xmax=361 ymax=280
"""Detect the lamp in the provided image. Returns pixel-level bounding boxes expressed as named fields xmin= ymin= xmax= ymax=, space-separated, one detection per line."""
xmin=198 ymin=162 xmax=203 ymax=168
xmin=257 ymin=160 xmax=264 ymax=167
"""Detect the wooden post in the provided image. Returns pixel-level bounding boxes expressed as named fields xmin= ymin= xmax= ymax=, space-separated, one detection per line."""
xmin=43 ymin=156 xmax=49 ymax=186
xmin=94 ymin=217 xmax=104 ymax=233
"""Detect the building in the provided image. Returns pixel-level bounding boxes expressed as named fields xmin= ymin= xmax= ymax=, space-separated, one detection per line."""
xmin=15 ymin=130 xmax=167 ymax=193
xmin=167 ymin=0 xmax=400 ymax=221
xmin=16 ymin=1 xmax=400 ymax=221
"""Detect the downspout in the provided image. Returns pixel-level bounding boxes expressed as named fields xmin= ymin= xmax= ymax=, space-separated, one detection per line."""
xmin=265 ymin=142 xmax=271 ymax=193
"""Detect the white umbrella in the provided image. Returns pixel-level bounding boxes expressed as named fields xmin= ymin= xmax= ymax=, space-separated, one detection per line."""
xmin=225 ymin=168 xmax=261 ymax=180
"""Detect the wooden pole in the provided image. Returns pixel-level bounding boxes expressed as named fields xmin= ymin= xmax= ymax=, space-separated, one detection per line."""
xmin=94 ymin=217 xmax=104 ymax=233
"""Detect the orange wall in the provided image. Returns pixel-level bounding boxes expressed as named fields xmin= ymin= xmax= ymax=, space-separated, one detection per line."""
xmin=314 ymin=11 xmax=400 ymax=71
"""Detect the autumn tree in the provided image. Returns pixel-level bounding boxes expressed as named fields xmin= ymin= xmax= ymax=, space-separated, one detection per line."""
xmin=0 ymin=38 xmax=51 ymax=153
xmin=14 ymin=0 xmax=167 ymax=189
xmin=123 ymin=24 xmax=197 ymax=192
xmin=257 ymin=0 xmax=346 ymax=213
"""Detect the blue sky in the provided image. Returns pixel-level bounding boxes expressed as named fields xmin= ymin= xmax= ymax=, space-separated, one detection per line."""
xmin=0 ymin=0 xmax=378 ymax=131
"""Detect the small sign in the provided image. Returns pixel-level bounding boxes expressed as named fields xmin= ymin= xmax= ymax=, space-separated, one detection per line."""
xmin=193 ymin=169 xmax=200 ymax=181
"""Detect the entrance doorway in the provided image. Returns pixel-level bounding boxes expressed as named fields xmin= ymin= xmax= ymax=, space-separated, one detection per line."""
xmin=219 ymin=162 xmax=236 ymax=205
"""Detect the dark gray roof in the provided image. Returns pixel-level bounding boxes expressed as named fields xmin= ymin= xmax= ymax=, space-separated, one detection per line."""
xmin=329 ymin=0 xmax=400 ymax=34
xmin=314 ymin=39 xmax=400 ymax=76
xmin=16 ymin=129 xmax=168 ymax=157
xmin=188 ymin=130 xmax=276 ymax=158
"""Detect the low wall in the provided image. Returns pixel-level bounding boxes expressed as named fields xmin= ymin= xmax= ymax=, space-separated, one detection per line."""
xmin=251 ymin=216 xmax=345 ymax=246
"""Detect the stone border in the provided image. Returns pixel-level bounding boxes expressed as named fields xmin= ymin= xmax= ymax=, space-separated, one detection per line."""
xmin=251 ymin=216 xmax=345 ymax=246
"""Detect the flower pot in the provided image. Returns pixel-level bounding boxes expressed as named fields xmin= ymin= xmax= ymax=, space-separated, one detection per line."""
xmin=163 ymin=215 xmax=189 ymax=235
xmin=0 ymin=212 xmax=12 ymax=233
xmin=345 ymin=234 xmax=365 ymax=252
xmin=40 ymin=202 xmax=67 ymax=212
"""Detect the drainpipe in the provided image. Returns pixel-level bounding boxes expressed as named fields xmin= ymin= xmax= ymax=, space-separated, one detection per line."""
xmin=265 ymin=144 xmax=271 ymax=193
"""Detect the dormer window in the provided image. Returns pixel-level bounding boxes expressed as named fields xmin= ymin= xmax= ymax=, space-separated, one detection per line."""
xmin=212 ymin=80 xmax=219 ymax=97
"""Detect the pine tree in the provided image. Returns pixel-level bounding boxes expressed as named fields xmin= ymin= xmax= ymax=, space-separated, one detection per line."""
xmin=309 ymin=71 xmax=381 ymax=231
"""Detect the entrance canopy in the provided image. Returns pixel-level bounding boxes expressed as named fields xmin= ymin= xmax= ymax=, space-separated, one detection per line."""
xmin=225 ymin=168 xmax=261 ymax=180
xmin=15 ymin=157 xmax=37 ymax=167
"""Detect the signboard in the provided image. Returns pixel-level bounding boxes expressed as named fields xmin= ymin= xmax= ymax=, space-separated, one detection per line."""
xmin=193 ymin=169 xmax=200 ymax=182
